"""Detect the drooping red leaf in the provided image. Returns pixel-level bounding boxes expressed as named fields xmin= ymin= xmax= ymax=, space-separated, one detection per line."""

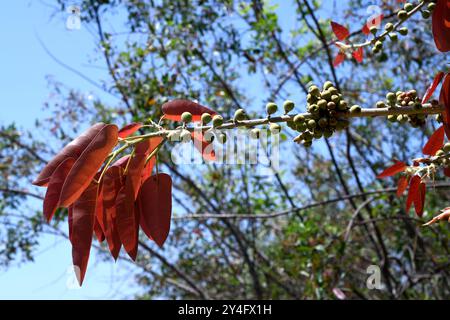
xmin=361 ymin=14 xmax=383 ymax=35
xmin=422 ymin=72 xmax=445 ymax=104
xmin=432 ymin=0 xmax=450 ymax=52
xmin=71 ymin=182 xmax=98 ymax=286
xmin=406 ymin=175 xmax=421 ymax=213
xmin=33 ymin=123 xmax=106 ymax=186
xmin=141 ymin=137 xmax=164 ymax=183
xmin=59 ymin=124 xmax=118 ymax=208
xmin=444 ymin=166 xmax=450 ymax=177
xmin=415 ymin=182 xmax=426 ymax=217
xmin=114 ymin=142 xmax=149 ymax=261
xmin=102 ymin=166 xmax=123 ymax=260
xmin=440 ymin=74 xmax=450 ymax=138
xmin=137 ymin=173 xmax=172 ymax=247
xmin=43 ymin=157 xmax=75 ymax=222
xmin=118 ymin=122 xmax=143 ymax=139
xmin=352 ymin=47 xmax=364 ymax=63
xmin=376 ymin=161 xmax=406 ymax=178
xmin=191 ymin=130 xmax=216 ymax=162
xmin=68 ymin=205 xmax=73 ymax=243
xmin=396 ymin=176 xmax=409 ymax=197
xmin=330 ymin=21 xmax=350 ymax=41
xmin=422 ymin=126 xmax=445 ymax=156
xmin=114 ymin=186 xmax=138 ymax=260
xmin=161 ymin=99 xmax=217 ymax=122
xmin=93 ymin=215 xmax=105 ymax=243
xmin=333 ymin=52 xmax=345 ymax=67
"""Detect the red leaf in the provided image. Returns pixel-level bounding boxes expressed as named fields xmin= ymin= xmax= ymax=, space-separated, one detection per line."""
xmin=114 ymin=143 xmax=149 ymax=261
xmin=440 ymin=74 xmax=450 ymax=138
xmin=141 ymin=137 xmax=164 ymax=183
xmin=93 ymin=215 xmax=105 ymax=243
xmin=422 ymin=126 xmax=445 ymax=156
xmin=396 ymin=176 xmax=409 ymax=197
xmin=118 ymin=122 xmax=143 ymax=139
xmin=112 ymin=155 xmax=131 ymax=168
xmin=362 ymin=14 xmax=384 ymax=35
xmin=432 ymin=0 xmax=450 ymax=52
xmin=43 ymin=157 xmax=75 ymax=222
xmin=33 ymin=123 xmax=106 ymax=186
xmin=102 ymin=166 xmax=123 ymax=260
xmin=377 ymin=161 xmax=406 ymax=178
xmin=444 ymin=166 xmax=450 ymax=177
xmin=59 ymin=124 xmax=118 ymax=208
xmin=161 ymin=100 xmax=217 ymax=122
xmin=330 ymin=21 xmax=350 ymax=41
xmin=422 ymin=72 xmax=445 ymax=104
xmin=333 ymin=52 xmax=345 ymax=67
xmin=71 ymin=183 xmax=98 ymax=286
xmin=137 ymin=173 xmax=172 ymax=247
xmin=191 ymin=131 xmax=216 ymax=162
xmin=406 ymin=175 xmax=421 ymax=213
xmin=352 ymin=47 xmax=364 ymax=63
xmin=415 ymin=182 xmax=426 ymax=217
xmin=68 ymin=205 xmax=73 ymax=243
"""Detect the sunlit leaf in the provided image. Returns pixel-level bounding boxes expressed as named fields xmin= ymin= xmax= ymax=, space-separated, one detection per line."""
xmin=137 ymin=173 xmax=172 ymax=247
xmin=59 ymin=124 xmax=118 ymax=207
xmin=33 ymin=123 xmax=106 ymax=186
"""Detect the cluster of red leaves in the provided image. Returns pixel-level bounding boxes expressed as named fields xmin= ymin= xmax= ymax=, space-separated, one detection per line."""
xmin=377 ymin=161 xmax=426 ymax=217
xmin=421 ymin=72 xmax=450 ymax=157
xmin=32 ymin=99 xmax=218 ymax=285
xmin=376 ymin=72 xmax=450 ymax=222
xmin=432 ymin=0 xmax=450 ymax=52
xmin=330 ymin=21 xmax=365 ymax=66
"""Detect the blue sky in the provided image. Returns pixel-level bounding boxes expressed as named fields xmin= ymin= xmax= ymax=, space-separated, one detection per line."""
xmin=0 ymin=1 xmax=139 ymax=299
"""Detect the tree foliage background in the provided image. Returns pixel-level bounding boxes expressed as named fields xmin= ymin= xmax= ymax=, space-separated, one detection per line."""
xmin=0 ymin=0 xmax=449 ymax=299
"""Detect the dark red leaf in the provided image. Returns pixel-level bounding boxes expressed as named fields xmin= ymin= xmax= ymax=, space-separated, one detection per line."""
xmin=33 ymin=123 xmax=106 ymax=186
xmin=43 ymin=157 xmax=75 ymax=222
xmin=137 ymin=173 xmax=172 ymax=247
xmin=68 ymin=205 xmax=73 ymax=243
xmin=422 ymin=72 xmax=445 ymax=104
xmin=415 ymin=182 xmax=426 ymax=217
xmin=330 ymin=21 xmax=350 ymax=41
xmin=162 ymin=99 xmax=217 ymax=122
xmin=377 ymin=161 xmax=406 ymax=178
xmin=59 ymin=124 xmax=118 ymax=208
xmin=396 ymin=176 xmax=409 ymax=197
xmin=440 ymin=74 xmax=450 ymax=138
xmin=333 ymin=52 xmax=345 ymax=67
xmin=141 ymin=137 xmax=164 ymax=183
xmin=93 ymin=215 xmax=105 ymax=243
xmin=352 ymin=47 xmax=364 ymax=63
xmin=112 ymin=155 xmax=131 ymax=168
xmin=432 ymin=0 xmax=450 ymax=52
xmin=406 ymin=175 xmax=421 ymax=213
xmin=71 ymin=183 xmax=98 ymax=286
xmin=102 ymin=166 xmax=123 ymax=260
xmin=444 ymin=166 xmax=450 ymax=177
xmin=191 ymin=131 xmax=216 ymax=162
xmin=422 ymin=125 xmax=445 ymax=156
xmin=118 ymin=122 xmax=143 ymax=139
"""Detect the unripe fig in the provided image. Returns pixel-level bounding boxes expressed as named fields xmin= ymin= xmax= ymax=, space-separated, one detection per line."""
xmin=181 ymin=112 xmax=193 ymax=123
xmin=269 ymin=123 xmax=281 ymax=132
xmin=212 ymin=115 xmax=224 ymax=127
xmin=294 ymin=114 xmax=305 ymax=124
xmin=234 ymin=108 xmax=247 ymax=121
xmin=283 ymin=100 xmax=295 ymax=114
xmin=266 ymin=102 xmax=278 ymax=115
xmin=201 ymin=112 xmax=212 ymax=124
